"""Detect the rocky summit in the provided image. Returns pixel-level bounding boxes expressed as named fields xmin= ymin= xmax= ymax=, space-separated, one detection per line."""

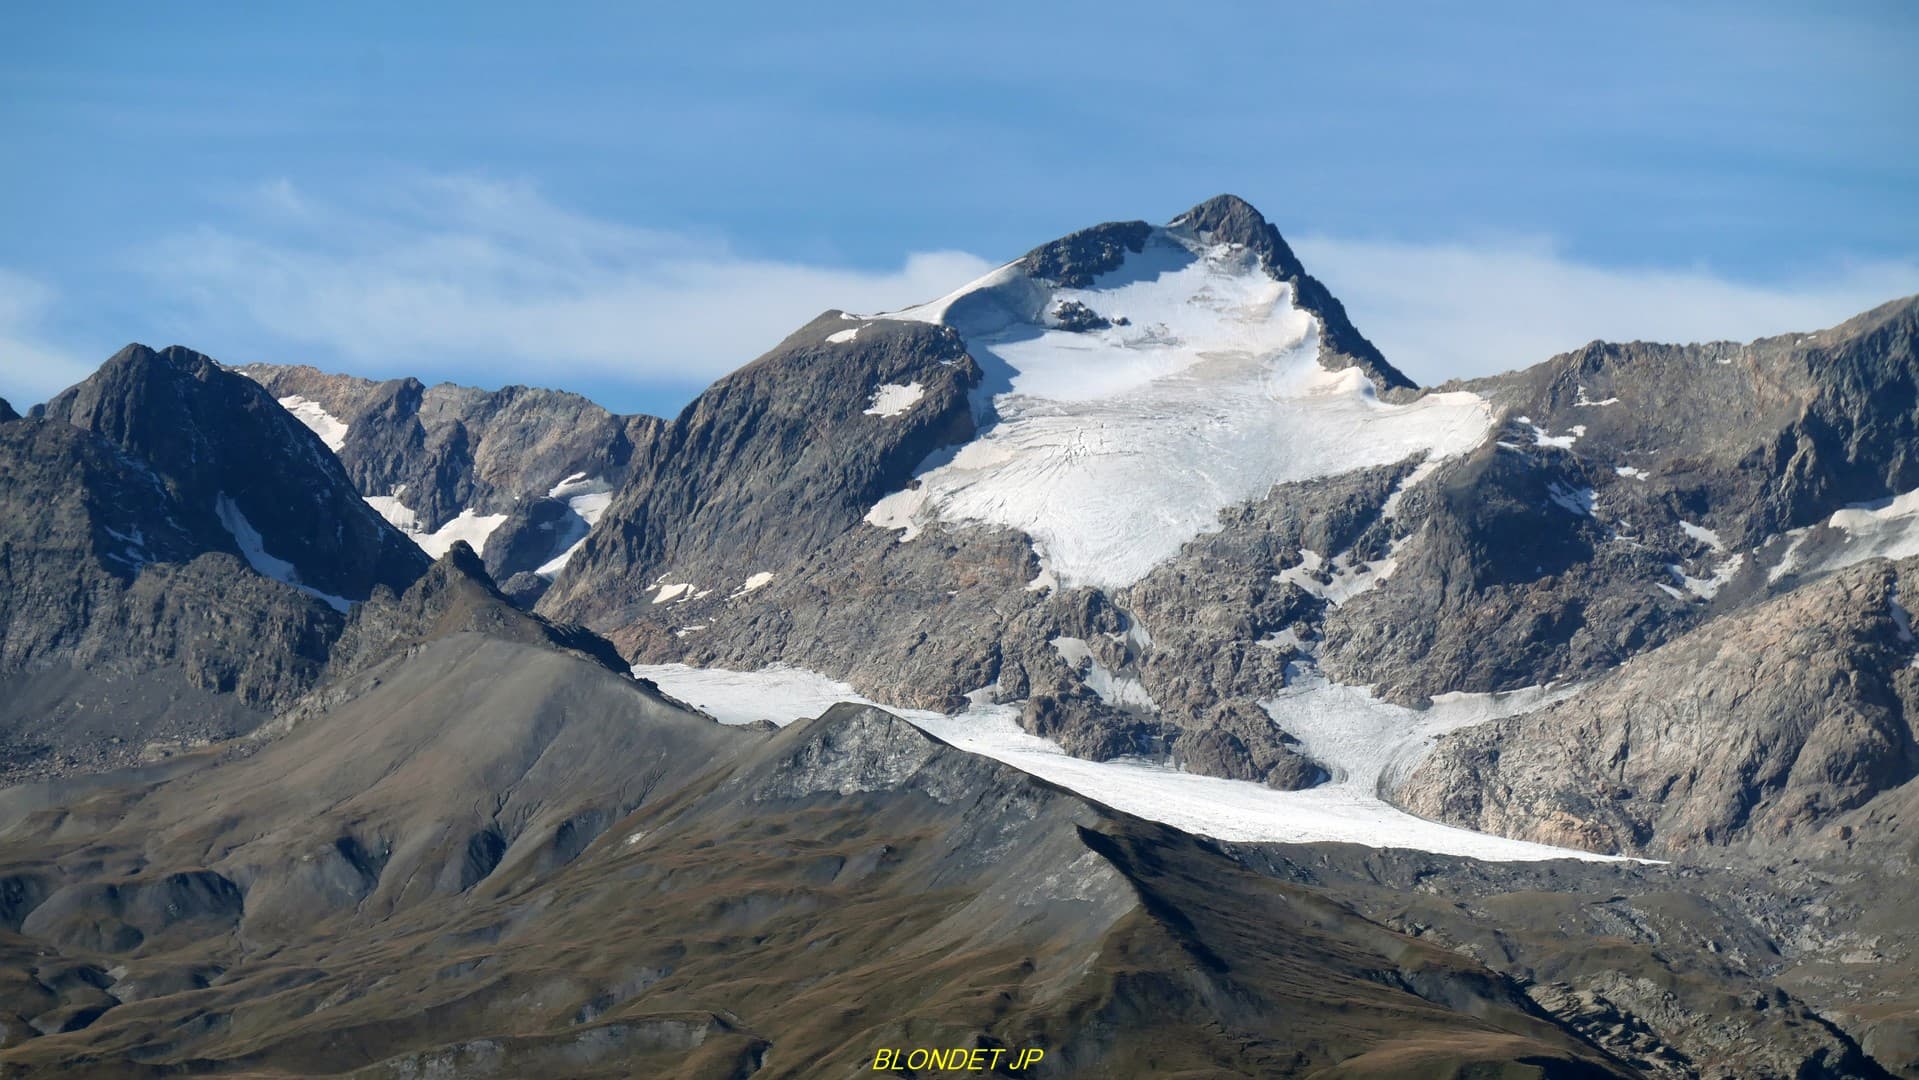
xmin=1 ymin=195 xmax=1917 ymax=1077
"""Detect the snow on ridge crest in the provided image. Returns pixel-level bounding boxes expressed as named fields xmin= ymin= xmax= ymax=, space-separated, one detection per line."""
xmin=277 ymin=395 xmax=349 ymax=452
xmin=862 ymin=224 xmax=1495 ymax=589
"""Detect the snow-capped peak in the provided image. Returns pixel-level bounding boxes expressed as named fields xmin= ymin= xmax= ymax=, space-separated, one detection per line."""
xmin=863 ymin=219 xmax=1494 ymax=589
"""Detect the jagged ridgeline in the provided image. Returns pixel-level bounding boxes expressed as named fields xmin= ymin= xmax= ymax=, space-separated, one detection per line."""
xmin=1 ymin=195 xmax=1916 ymax=1076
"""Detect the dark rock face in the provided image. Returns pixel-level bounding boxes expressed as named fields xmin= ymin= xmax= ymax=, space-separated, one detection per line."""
xmin=1236 ymin=844 xmax=1899 ymax=1080
xmin=41 ymin=345 xmax=426 ymax=603
xmin=1018 ymin=219 xmax=1153 ymax=287
xmin=0 ymin=398 xmax=17 ymax=423
xmin=0 ymin=359 xmax=401 ymax=782
xmin=540 ymin=313 xmax=981 ymax=639
xmin=478 ymin=495 xmax=575 ymax=583
xmin=1048 ymin=298 xmax=1111 ymax=332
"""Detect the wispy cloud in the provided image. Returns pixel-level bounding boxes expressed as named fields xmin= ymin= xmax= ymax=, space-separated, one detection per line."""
xmin=0 ymin=270 xmax=97 ymax=409
xmin=148 ymin=176 xmax=995 ymax=391
xmin=86 ymin=176 xmax=1919 ymax=409
xmin=1294 ymin=235 xmax=1919 ymax=386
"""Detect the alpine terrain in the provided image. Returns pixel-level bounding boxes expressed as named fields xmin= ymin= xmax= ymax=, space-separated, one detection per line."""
xmin=2 ymin=195 xmax=1917 ymax=1078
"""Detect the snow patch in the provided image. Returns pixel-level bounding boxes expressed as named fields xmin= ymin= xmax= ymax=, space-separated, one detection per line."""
xmin=1050 ymin=636 xmax=1157 ymax=712
xmin=864 ymin=227 xmax=1494 ymax=589
xmin=363 ymin=493 xmax=506 ymax=560
xmin=863 ymin=382 xmax=925 ymax=418
xmin=1679 ymin=521 xmax=1725 ymax=552
xmin=730 ymin=571 xmax=775 ymax=599
xmin=364 ymin=490 xmax=418 ymax=531
xmin=633 ymin=662 xmax=1623 ymax=862
xmin=535 ymin=474 xmax=615 ymax=577
xmin=415 ymin=509 xmax=508 ymax=560
xmin=1262 ymin=671 xmax=1580 ymax=798
xmin=1275 ymin=547 xmax=1398 ymax=606
xmin=1768 ymin=532 xmax=1809 ymax=583
xmin=214 ymin=494 xmax=349 ymax=611
xmin=1892 ymin=591 xmax=1919 ymax=668
xmin=1257 ymin=628 xmax=1306 ymax=651
xmin=1668 ymin=553 xmax=1745 ymax=600
xmin=1380 ymin=457 xmax=1443 ymax=520
xmin=1530 ymin=422 xmax=1584 ymax=449
xmin=277 ymin=395 xmax=349 ymax=452
xmin=1547 ymin=482 xmax=1595 ymax=517
xmin=826 ymin=324 xmax=866 ymax=344
xmin=652 ymin=582 xmax=694 ymax=604
xmin=1825 ymin=489 xmax=1919 ymax=563
xmin=102 ymin=525 xmax=150 ymax=570
xmin=1613 ymin=465 xmax=1648 ymax=480
xmin=1573 ymin=385 xmax=1619 ymax=407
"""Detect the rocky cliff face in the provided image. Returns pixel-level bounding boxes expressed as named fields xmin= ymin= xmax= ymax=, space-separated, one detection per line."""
xmin=1 ymin=346 xmax=426 ymax=783
xmin=1395 ymin=556 xmax=1919 ymax=857
xmin=1321 ymin=295 xmax=1919 ymax=703
xmin=238 ymin=362 xmax=662 ymax=590
xmin=39 ymin=345 xmax=426 ymax=603
xmin=538 ymin=312 xmax=981 ymax=641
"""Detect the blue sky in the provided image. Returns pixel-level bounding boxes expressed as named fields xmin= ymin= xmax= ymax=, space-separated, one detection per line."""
xmin=2 ymin=1 xmax=1916 ymax=415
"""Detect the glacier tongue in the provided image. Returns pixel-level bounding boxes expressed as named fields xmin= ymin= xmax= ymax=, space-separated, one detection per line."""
xmin=633 ymin=662 xmax=1625 ymax=863
xmin=865 ymin=226 xmax=1494 ymax=589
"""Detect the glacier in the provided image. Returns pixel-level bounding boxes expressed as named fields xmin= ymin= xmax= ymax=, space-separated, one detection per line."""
xmin=862 ymin=224 xmax=1494 ymax=589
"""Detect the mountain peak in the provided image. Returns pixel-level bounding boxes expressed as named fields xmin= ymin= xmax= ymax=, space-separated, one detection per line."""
xmin=1172 ymin=192 xmax=1270 ymax=239
xmin=41 ymin=344 xmax=428 ymax=605
xmin=329 ymin=533 xmax=629 ymax=680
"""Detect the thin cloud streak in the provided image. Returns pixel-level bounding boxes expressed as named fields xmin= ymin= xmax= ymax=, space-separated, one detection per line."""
xmin=146 ymin=177 xmax=996 ymax=391
xmin=57 ymin=177 xmax=1919 ymax=410
xmin=1295 ymin=236 xmax=1919 ymax=386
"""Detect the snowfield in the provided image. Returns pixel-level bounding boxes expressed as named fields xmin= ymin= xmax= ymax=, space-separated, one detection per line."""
xmin=535 ymin=473 xmax=615 ymax=577
xmin=276 ymin=395 xmax=349 ymax=452
xmin=634 ymin=663 xmax=1626 ymax=863
xmin=412 ymin=508 xmax=508 ymax=559
xmin=1755 ymin=486 xmax=1919 ymax=585
xmin=863 ymin=226 xmax=1494 ymax=589
xmin=1824 ymin=488 xmax=1919 ymax=565
xmin=214 ymin=493 xmax=350 ymax=611
xmin=364 ymin=492 xmax=507 ymax=560
xmin=863 ymin=382 xmax=925 ymax=418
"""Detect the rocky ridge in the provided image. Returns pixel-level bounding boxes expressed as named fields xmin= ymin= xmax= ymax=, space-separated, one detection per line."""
xmin=238 ymin=362 xmax=662 ymax=592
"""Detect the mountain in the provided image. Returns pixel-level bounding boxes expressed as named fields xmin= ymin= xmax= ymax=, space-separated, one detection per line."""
xmin=1396 ymin=554 xmax=1919 ymax=857
xmin=37 ymin=345 xmax=426 ymax=605
xmin=0 ymin=548 xmax=1641 ymax=1078
xmin=2 ymin=346 xmax=426 ymax=783
xmin=236 ymin=363 xmax=662 ymax=601
xmin=4 ymin=194 xmax=1919 ymax=1076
